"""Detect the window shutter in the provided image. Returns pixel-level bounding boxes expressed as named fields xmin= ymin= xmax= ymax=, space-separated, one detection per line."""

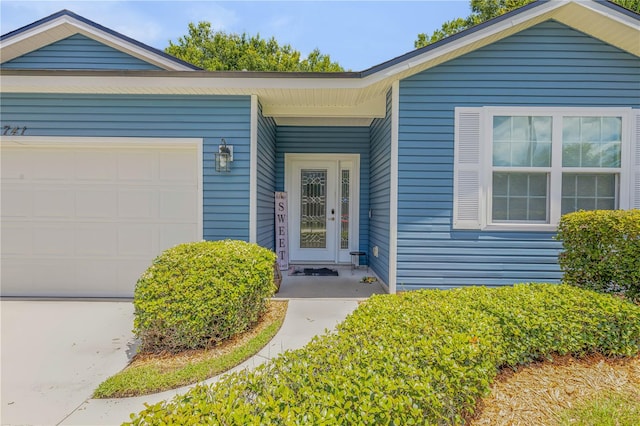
xmin=453 ymin=107 xmax=483 ymax=229
xmin=632 ymin=110 xmax=640 ymax=210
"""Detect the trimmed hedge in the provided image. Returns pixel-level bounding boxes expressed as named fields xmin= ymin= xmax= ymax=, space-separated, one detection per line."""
xmin=128 ymin=284 xmax=640 ymax=425
xmin=556 ymin=209 xmax=640 ymax=303
xmin=133 ymin=240 xmax=277 ymax=353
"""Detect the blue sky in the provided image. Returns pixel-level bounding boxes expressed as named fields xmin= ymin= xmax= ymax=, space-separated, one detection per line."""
xmin=0 ymin=1 xmax=472 ymax=71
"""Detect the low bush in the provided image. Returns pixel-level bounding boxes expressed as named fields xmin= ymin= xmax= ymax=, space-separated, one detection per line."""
xmin=556 ymin=209 xmax=640 ymax=302
xmin=128 ymin=284 xmax=640 ymax=425
xmin=133 ymin=240 xmax=277 ymax=353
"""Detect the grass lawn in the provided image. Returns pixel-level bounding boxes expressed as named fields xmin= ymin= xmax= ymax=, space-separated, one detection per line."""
xmin=94 ymin=299 xmax=288 ymax=398
xmin=557 ymin=390 xmax=640 ymax=426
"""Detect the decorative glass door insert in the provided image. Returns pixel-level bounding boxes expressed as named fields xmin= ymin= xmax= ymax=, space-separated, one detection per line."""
xmin=340 ymin=169 xmax=350 ymax=249
xmin=300 ymin=169 xmax=327 ymax=248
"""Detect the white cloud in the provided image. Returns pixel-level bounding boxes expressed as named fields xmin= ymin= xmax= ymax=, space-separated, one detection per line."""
xmin=183 ymin=2 xmax=238 ymax=31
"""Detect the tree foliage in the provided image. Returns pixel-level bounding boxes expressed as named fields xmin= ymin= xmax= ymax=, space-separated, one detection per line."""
xmin=415 ymin=0 xmax=640 ymax=48
xmin=166 ymin=22 xmax=344 ymax=72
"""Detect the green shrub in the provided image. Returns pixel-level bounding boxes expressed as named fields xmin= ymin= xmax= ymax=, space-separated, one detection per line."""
xmin=128 ymin=284 xmax=640 ymax=425
xmin=133 ymin=240 xmax=277 ymax=353
xmin=556 ymin=209 xmax=640 ymax=302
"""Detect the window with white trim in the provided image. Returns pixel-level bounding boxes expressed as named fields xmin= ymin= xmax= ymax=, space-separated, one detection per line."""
xmin=453 ymin=107 xmax=639 ymax=231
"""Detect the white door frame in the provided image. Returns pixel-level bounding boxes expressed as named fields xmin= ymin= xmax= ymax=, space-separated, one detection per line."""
xmin=285 ymin=153 xmax=360 ymax=264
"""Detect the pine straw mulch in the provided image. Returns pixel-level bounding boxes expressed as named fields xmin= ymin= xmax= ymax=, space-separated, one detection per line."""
xmin=470 ymin=353 xmax=640 ymax=426
xmin=128 ymin=300 xmax=288 ymax=373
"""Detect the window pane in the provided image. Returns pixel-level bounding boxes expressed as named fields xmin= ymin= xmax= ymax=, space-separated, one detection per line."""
xmin=563 ymin=117 xmax=581 ymax=143
xmin=529 ymin=174 xmax=548 ymax=197
xmin=492 ymin=197 xmax=508 ymax=221
xmin=561 ymin=173 xmax=617 ymax=215
xmin=596 ymin=174 xmax=616 ymax=197
xmin=493 ymin=116 xmax=512 ymax=141
xmin=577 ymin=198 xmax=596 ymax=211
xmin=493 ymin=116 xmax=552 ymax=167
xmin=510 ymin=173 xmax=528 ymax=194
xmin=493 ymin=172 xmax=509 ymax=196
xmin=602 ymin=117 xmax=622 ymax=142
xmin=492 ymin=172 xmax=549 ymax=222
xmin=577 ymin=175 xmax=596 ymax=196
xmin=597 ymin=198 xmax=616 ymax=210
xmin=528 ymin=197 xmax=548 ymax=221
xmin=562 ymin=117 xmax=621 ymax=168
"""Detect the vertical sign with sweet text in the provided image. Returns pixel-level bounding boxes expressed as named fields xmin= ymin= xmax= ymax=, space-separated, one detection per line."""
xmin=275 ymin=192 xmax=289 ymax=270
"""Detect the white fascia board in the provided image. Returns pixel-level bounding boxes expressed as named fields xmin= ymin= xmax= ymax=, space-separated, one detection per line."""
xmin=0 ymin=74 xmax=368 ymax=92
xmin=576 ymin=0 xmax=640 ymax=28
xmin=388 ymin=81 xmax=399 ymax=295
xmin=249 ymin=95 xmax=258 ymax=244
xmin=1 ymin=15 xmax=194 ymax=71
xmin=1 ymin=16 xmax=73 ymax=47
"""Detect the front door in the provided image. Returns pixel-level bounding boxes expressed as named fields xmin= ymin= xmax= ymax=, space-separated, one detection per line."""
xmin=286 ymin=154 xmax=359 ymax=263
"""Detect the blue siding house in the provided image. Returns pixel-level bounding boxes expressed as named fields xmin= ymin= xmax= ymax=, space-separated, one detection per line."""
xmin=1 ymin=1 xmax=638 ymax=297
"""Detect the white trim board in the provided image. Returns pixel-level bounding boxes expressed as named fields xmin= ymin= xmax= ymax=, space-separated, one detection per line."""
xmin=388 ymin=81 xmax=399 ymax=294
xmin=249 ymin=95 xmax=258 ymax=243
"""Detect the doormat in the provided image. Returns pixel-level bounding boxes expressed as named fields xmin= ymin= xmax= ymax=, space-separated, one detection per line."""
xmin=289 ymin=267 xmax=339 ymax=276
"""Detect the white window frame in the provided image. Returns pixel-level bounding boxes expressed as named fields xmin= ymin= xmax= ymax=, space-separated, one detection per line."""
xmin=454 ymin=106 xmax=634 ymax=232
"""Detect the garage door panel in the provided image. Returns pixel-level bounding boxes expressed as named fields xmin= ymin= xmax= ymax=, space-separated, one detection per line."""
xmin=33 ymin=225 xmax=75 ymax=255
xmin=118 ymin=151 xmax=154 ymax=181
xmin=1 ymin=260 xmax=34 ymax=294
xmin=118 ymin=224 xmax=155 ymax=256
xmin=118 ymin=259 xmax=149 ymax=295
xmin=1 ymin=142 xmax=199 ymax=297
xmin=76 ymin=259 xmax=119 ymax=294
xmin=117 ymin=190 xmax=156 ymax=219
xmin=34 ymin=190 xmax=75 ymax=218
xmin=1 ymin=189 xmax=32 ymax=217
xmin=1 ymin=149 xmax=32 ymax=179
xmin=76 ymin=223 xmax=118 ymax=256
xmin=31 ymin=259 xmax=79 ymax=294
xmin=160 ymin=224 xmax=198 ymax=250
xmin=1 ymin=225 xmax=33 ymax=255
xmin=32 ymin=150 xmax=76 ymax=180
xmin=76 ymin=190 xmax=118 ymax=218
xmin=75 ymin=151 xmax=117 ymax=181
xmin=159 ymin=151 xmax=197 ymax=183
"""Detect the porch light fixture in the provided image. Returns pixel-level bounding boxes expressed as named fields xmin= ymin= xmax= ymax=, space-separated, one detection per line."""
xmin=215 ymin=138 xmax=233 ymax=172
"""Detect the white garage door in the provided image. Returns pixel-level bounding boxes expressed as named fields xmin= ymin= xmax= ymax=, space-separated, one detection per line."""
xmin=1 ymin=139 xmax=201 ymax=297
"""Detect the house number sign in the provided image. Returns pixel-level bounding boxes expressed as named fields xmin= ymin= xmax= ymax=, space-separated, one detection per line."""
xmin=275 ymin=192 xmax=289 ymax=271
xmin=3 ymin=125 xmax=27 ymax=136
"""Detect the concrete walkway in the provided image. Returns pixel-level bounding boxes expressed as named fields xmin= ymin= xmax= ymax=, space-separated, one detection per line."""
xmin=1 ymin=298 xmax=359 ymax=426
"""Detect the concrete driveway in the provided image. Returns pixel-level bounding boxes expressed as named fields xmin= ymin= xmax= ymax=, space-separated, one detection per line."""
xmin=0 ymin=300 xmax=135 ymax=425
xmin=1 ymin=298 xmax=361 ymax=425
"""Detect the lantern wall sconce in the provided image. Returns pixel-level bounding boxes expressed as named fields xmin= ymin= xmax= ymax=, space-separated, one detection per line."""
xmin=215 ymin=138 xmax=233 ymax=172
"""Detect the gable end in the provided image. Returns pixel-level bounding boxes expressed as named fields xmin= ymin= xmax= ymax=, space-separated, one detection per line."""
xmin=1 ymin=34 xmax=163 ymax=70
